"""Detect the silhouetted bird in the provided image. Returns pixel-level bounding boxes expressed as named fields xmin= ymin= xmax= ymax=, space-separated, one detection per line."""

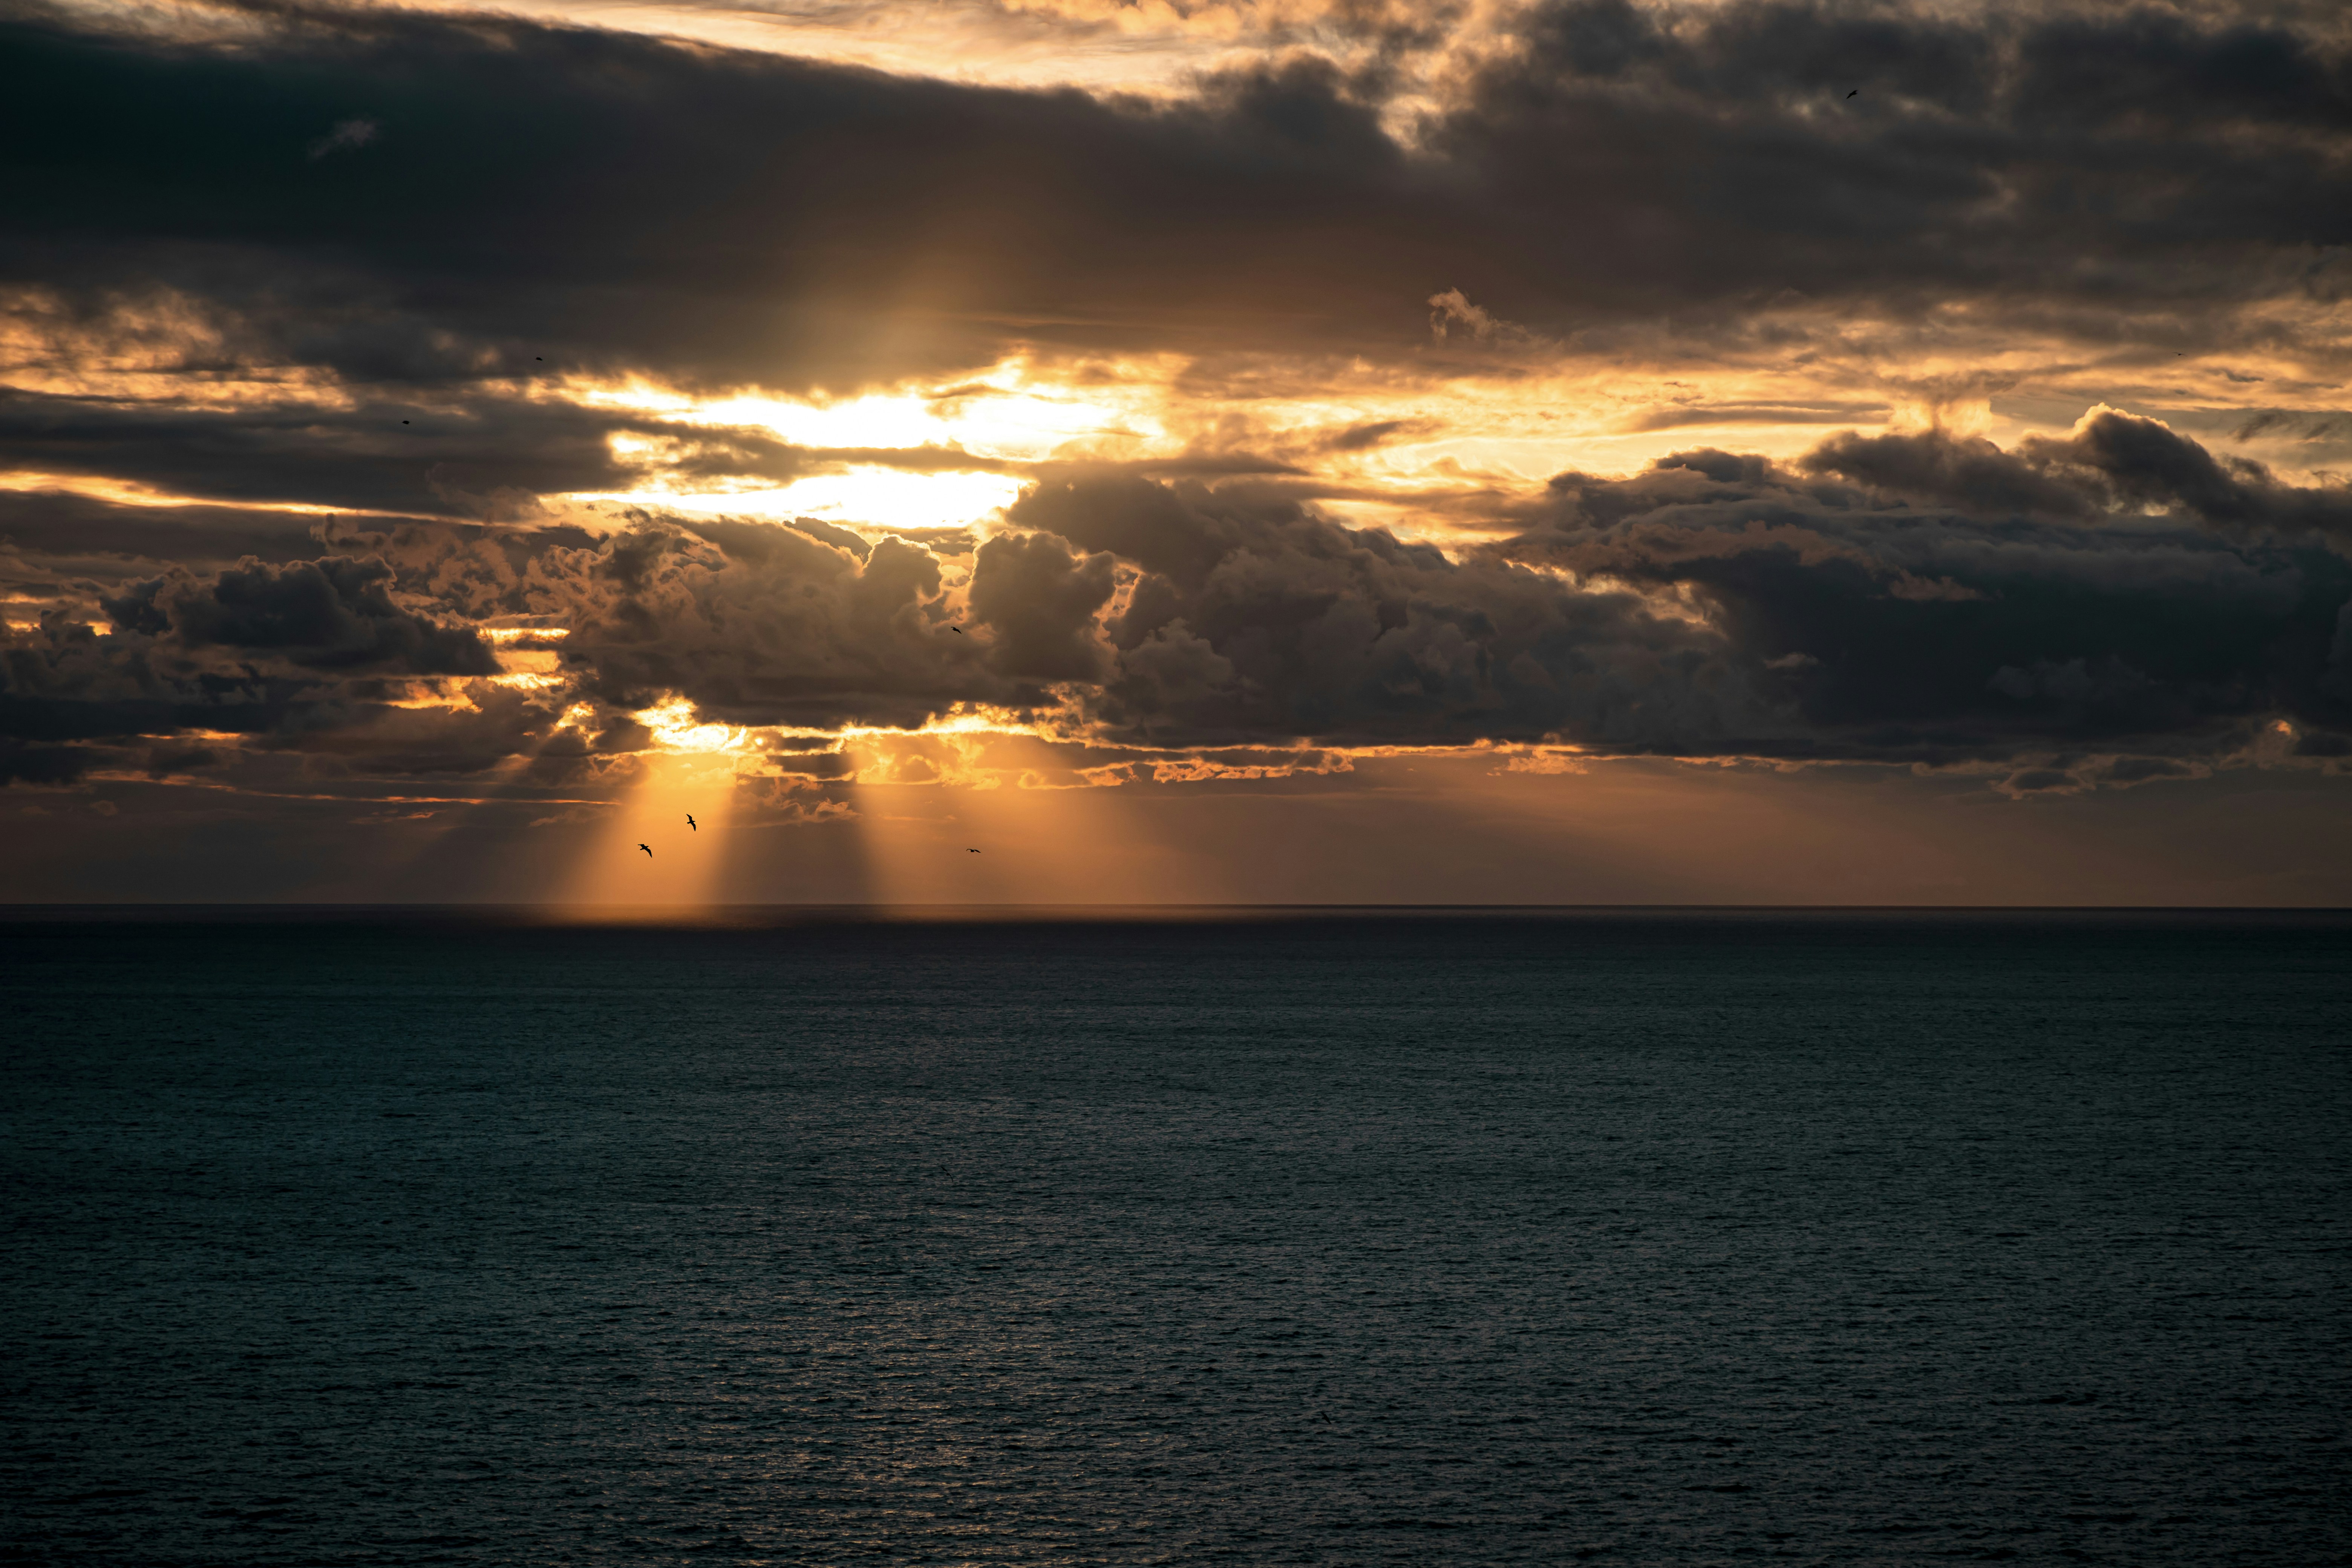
xmin=639 ymin=844 xmax=652 ymax=857
xmin=968 ymin=848 xmax=980 ymax=853
xmin=686 ymin=814 xmax=697 ymax=831
xmin=1847 ymin=89 xmax=1858 ymax=98
xmin=949 ymin=625 xmax=964 ymax=634
xmin=401 ymin=419 xmax=410 ymax=424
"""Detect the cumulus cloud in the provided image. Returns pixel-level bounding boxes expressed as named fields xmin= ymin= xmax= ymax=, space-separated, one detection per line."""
xmin=968 ymin=529 xmax=1117 ymax=683
xmin=1497 ymin=424 xmax=2352 ymax=756
xmin=1010 ymin=473 xmax=1773 ymax=749
xmin=11 ymin=410 xmax=2352 ymax=794
xmin=2028 ymin=408 xmax=2352 ymax=540
xmin=1807 ymin=409 xmax=2352 ymax=541
xmin=104 ymin=556 xmax=496 ymax=673
xmin=496 ymin=516 xmax=986 ymax=730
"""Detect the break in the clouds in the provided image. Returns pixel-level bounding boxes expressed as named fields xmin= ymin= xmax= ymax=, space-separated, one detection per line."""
xmin=3 ymin=0 xmax=2350 ymax=862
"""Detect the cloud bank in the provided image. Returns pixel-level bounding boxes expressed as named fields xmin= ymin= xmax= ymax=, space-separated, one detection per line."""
xmin=4 ymin=0 xmax=2350 ymax=818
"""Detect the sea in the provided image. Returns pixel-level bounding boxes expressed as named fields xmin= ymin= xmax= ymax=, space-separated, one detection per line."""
xmin=3 ymin=908 xmax=2347 ymax=1566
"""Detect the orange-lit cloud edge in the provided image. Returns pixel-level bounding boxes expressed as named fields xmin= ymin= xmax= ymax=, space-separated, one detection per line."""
xmin=23 ymin=334 xmax=2352 ymax=829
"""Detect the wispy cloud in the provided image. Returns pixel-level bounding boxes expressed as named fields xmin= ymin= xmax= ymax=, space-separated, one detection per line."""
xmin=305 ymin=116 xmax=378 ymax=160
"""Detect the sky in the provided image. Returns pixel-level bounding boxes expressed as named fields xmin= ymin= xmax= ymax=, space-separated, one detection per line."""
xmin=4 ymin=0 xmax=2351 ymax=904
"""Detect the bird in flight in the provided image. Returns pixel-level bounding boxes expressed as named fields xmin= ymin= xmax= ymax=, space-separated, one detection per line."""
xmin=1846 ymin=89 xmax=1858 ymax=98
xmin=686 ymin=813 xmax=697 ymax=831
xmin=968 ymin=848 xmax=980 ymax=853
xmin=948 ymin=625 xmax=965 ymax=635
xmin=639 ymin=843 xmax=652 ymax=857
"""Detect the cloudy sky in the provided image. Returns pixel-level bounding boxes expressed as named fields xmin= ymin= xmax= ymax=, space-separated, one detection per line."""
xmin=6 ymin=0 xmax=2351 ymax=903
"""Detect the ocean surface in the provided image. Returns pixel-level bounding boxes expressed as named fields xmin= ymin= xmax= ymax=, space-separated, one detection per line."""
xmin=2 ymin=908 xmax=2347 ymax=1566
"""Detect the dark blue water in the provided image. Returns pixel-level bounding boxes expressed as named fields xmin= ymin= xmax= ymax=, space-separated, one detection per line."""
xmin=3 ymin=910 xmax=2347 ymax=1566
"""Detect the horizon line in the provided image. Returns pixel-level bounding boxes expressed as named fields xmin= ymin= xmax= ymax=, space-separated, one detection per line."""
xmin=4 ymin=901 xmax=2347 ymax=924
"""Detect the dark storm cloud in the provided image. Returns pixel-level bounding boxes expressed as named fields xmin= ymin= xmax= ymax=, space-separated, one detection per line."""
xmin=1801 ymin=427 xmax=2106 ymax=522
xmin=0 ymin=389 xmax=1022 ymax=589
xmin=1010 ymin=473 xmax=1775 ymax=749
xmin=2031 ymin=410 xmax=2352 ymax=540
xmin=1805 ymin=409 xmax=2352 ymax=538
xmin=968 ymin=530 xmax=1118 ymax=682
xmin=259 ymin=680 xmax=565 ymax=776
xmin=516 ymin=518 xmax=990 ymax=730
xmin=6 ymin=0 xmax=2345 ymax=405
xmin=0 ymin=738 xmax=96 ymax=785
xmin=0 ymin=608 xmax=367 ymax=759
xmin=0 ymin=601 xmax=575 ymax=785
xmin=0 ymin=488 xmax=345 ymax=571
xmin=0 ymin=386 xmax=832 ymax=518
xmin=103 ymin=555 xmax=496 ymax=673
xmin=0 ymin=2 xmax=1430 ymax=395
xmin=1499 ymin=421 xmax=2352 ymax=755
xmin=1432 ymin=0 xmax=2352 ymax=335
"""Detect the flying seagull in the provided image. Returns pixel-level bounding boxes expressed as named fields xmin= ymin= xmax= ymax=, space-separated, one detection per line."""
xmin=687 ymin=813 xmax=697 ymax=831
xmin=968 ymin=848 xmax=980 ymax=853
xmin=948 ymin=625 xmax=964 ymax=634
xmin=1846 ymin=89 xmax=1858 ymax=98
xmin=639 ymin=843 xmax=652 ymax=857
